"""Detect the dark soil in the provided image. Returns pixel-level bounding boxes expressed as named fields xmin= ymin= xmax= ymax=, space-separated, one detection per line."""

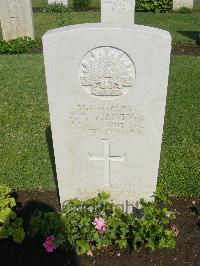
xmin=31 ymin=46 xmax=43 ymax=54
xmin=32 ymin=7 xmax=42 ymax=13
xmin=0 ymin=190 xmax=199 ymax=266
xmin=171 ymin=44 xmax=200 ymax=56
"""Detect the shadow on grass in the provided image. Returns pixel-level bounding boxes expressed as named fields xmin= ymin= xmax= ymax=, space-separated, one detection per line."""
xmin=178 ymin=31 xmax=200 ymax=45
xmin=46 ymin=126 xmax=60 ymax=207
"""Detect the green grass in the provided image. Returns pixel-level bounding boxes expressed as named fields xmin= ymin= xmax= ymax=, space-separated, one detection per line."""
xmin=0 ymin=55 xmax=54 ymax=190
xmin=0 ymin=55 xmax=199 ymax=195
xmin=32 ymin=0 xmax=47 ymax=8
xmin=158 ymin=56 xmax=200 ymax=196
xmin=136 ymin=12 xmax=200 ymax=44
xmin=33 ymin=12 xmax=200 ymax=44
xmin=33 ymin=12 xmax=100 ymax=43
xmin=194 ymin=0 xmax=200 ymax=9
xmin=90 ymin=0 xmax=100 ymax=9
xmin=0 ymin=12 xmax=199 ymax=45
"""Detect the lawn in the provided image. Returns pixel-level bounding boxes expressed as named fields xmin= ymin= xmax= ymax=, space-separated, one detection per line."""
xmin=0 ymin=11 xmax=199 ymax=45
xmin=158 ymin=56 xmax=200 ymax=196
xmin=33 ymin=12 xmax=200 ymax=45
xmin=32 ymin=0 xmax=48 ymax=8
xmin=194 ymin=0 xmax=200 ymax=9
xmin=0 ymin=54 xmax=199 ymax=195
xmin=30 ymin=0 xmax=200 ymax=45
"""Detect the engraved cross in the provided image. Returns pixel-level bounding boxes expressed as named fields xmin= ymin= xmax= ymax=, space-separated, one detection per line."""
xmin=88 ymin=139 xmax=126 ymax=186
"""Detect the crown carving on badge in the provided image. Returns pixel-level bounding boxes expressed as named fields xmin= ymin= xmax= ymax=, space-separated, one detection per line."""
xmin=80 ymin=47 xmax=134 ymax=97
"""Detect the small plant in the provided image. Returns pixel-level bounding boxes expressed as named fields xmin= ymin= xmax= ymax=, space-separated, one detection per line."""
xmin=27 ymin=211 xmax=68 ymax=252
xmin=42 ymin=2 xmax=69 ymax=13
xmin=61 ymin=192 xmax=131 ymax=254
xmin=130 ymin=198 xmax=176 ymax=250
xmin=136 ymin=0 xmax=172 ymax=13
xmin=0 ymin=184 xmax=25 ymax=243
xmin=42 ymin=3 xmax=73 ymax=27
xmin=28 ymin=192 xmax=177 ymax=254
xmin=55 ymin=10 xmax=72 ymax=27
xmin=73 ymin=0 xmax=91 ymax=11
xmin=0 ymin=37 xmax=37 ymax=54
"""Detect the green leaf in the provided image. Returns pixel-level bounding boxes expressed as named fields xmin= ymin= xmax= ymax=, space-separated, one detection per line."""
xmin=0 ymin=226 xmax=10 ymax=239
xmin=54 ymin=233 xmax=65 ymax=247
xmin=76 ymin=240 xmax=90 ymax=254
xmin=0 ymin=185 xmax=11 ymax=199
xmin=13 ymin=228 xmax=25 ymax=243
xmin=115 ymin=239 xmax=127 ymax=249
xmin=0 ymin=208 xmax=14 ymax=224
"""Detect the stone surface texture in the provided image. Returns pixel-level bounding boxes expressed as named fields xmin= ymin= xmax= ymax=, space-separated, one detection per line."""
xmin=0 ymin=0 xmax=34 ymax=41
xmin=173 ymin=0 xmax=193 ymax=9
xmin=48 ymin=0 xmax=68 ymax=5
xmin=43 ymin=24 xmax=171 ymax=208
xmin=101 ymin=0 xmax=135 ymax=24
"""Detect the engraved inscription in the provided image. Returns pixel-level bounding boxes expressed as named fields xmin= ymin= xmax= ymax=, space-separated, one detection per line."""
xmin=104 ymin=0 xmax=134 ymax=12
xmin=79 ymin=47 xmax=135 ymax=100
xmin=88 ymin=139 xmax=126 ymax=186
xmin=69 ymin=105 xmax=144 ymax=135
xmin=111 ymin=0 xmax=128 ymax=11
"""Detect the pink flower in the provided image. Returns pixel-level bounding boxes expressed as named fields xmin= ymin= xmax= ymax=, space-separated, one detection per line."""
xmin=99 ymin=225 xmax=106 ymax=233
xmin=93 ymin=217 xmax=106 ymax=233
xmin=43 ymin=235 xmax=57 ymax=253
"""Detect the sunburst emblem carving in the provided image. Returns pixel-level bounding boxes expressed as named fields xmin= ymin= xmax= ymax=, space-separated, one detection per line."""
xmin=79 ymin=47 xmax=135 ymax=99
xmin=111 ymin=0 xmax=126 ymax=10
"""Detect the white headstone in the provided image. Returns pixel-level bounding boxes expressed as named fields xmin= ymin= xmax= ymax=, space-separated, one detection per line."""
xmin=48 ymin=0 xmax=68 ymax=6
xmin=0 ymin=0 xmax=34 ymax=41
xmin=173 ymin=0 xmax=193 ymax=9
xmin=43 ymin=24 xmax=171 ymax=208
xmin=101 ymin=0 xmax=135 ymax=24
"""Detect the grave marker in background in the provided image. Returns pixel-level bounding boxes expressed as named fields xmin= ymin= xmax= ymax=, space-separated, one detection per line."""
xmin=0 ymin=0 xmax=34 ymax=41
xmin=101 ymin=0 xmax=135 ymax=24
xmin=173 ymin=0 xmax=193 ymax=9
xmin=43 ymin=24 xmax=171 ymax=208
xmin=48 ymin=0 xmax=68 ymax=5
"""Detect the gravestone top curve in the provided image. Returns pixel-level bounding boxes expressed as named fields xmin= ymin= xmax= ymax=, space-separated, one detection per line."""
xmin=43 ymin=23 xmax=171 ymax=39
